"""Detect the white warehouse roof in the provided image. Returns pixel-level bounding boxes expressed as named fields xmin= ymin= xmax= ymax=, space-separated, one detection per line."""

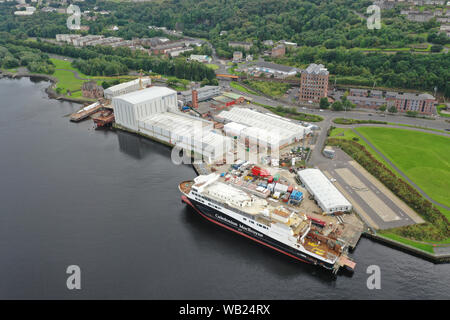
xmin=218 ymin=107 xmax=307 ymax=146
xmin=297 ymin=169 xmax=352 ymax=214
xmin=104 ymin=78 xmax=151 ymax=95
xmin=223 ymin=122 xmax=248 ymax=134
xmin=114 ymin=86 xmax=176 ymax=105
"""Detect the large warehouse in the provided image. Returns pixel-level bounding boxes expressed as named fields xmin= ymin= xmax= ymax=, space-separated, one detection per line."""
xmin=297 ymin=168 xmax=352 ymax=214
xmin=104 ymin=78 xmax=152 ymax=99
xmin=112 ymin=86 xmax=178 ymax=131
xmin=218 ymin=107 xmax=309 ymax=148
xmin=138 ymin=112 xmax=233 ymax=162
xmin=113 ymin=86 xmax=233 ymax=162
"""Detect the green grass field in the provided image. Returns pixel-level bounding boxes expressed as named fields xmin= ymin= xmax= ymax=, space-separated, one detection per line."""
xmin=50 ymin=58 xmax=93 ymax=95
xmin=244 ymin=80 xmax=291 ymax=98
xmin=329 ymin=127 xmax=396 ymax=171
xmin=356 ymin=127 xmax=450 ymax=209
xmin=49 ymin=58 xmax=136 ymax=97
xmin=205 ymin=63 xmax=219 ymax=70
xmin=230 ymin=81 xmax=259 ymax=95
xmin=378 ymin=231 xmax=435 ymax=253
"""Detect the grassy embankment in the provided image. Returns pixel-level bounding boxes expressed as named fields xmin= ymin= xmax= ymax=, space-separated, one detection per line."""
xmin=357 ymin=127 xmax=450 ymax=211
xmin=50 ymin=58 xmax=136 ymax=99
xmin=437 ymin=104 xmax=450 ymax=118
xmin=328 ymin=126 xmax=450 ymax=252
xmin=254 ymin=102 xmax=323 ymax=122
xmin=328 ymin=127 xmax=395 ymax=171
xmin=242 ymin=80 xmax=291 ymax=98
xmin=230 ymin=81 xmax=259 ymax=95
xmin=332 ymin=117 xmax=448 ymax=134
xmin=205 ymin=63 xmax=219 ymax=70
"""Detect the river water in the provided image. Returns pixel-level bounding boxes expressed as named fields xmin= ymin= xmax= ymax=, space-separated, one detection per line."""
xmin=0 ymin=77 xmax=448 ymax=299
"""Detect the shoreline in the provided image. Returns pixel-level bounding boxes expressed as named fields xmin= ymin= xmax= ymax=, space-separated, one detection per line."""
xmin=0 ymin=70 xmax=93 ymax=105
xmin=363 ymin=233 xmax=450 ymax=263
xmin=1 ymin=73 xmax=448 ymax=264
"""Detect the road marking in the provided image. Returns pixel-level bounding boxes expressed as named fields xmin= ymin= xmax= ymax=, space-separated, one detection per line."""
xmin=334 ymin=167 xmax=400 ymax=222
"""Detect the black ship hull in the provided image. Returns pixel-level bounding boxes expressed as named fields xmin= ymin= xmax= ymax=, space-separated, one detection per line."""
xmin=181 ymin=195 xmax=335 ymax=270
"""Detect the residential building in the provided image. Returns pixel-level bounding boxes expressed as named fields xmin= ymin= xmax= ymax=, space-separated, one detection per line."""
xmin=189 ymin=55 xmax=212 ymax=64
xmin=271 ymin=45 xmax=286 ymax=58
xmin=169 ymin=47 xmax=194 ymax=57
xmin=228 ymin=41 xmax=253 ymax=50
xmin=386 ymin=92 xmax=436 ymax=114
xmin=299 ymin=64 xmax=329 ymax=102
xmin=151 ymin=41 xmax=186 ymax=55
xmin=349 ymin=88 xmax=368 ymax=97
xmin=14 ymin=6 xmax=36 ymax=15
xmin=279 ymin=40 xmax=297 ymax=47
xmin=347 ymin=96 xmax=386 ymax=109
xmin=233 ymin=51 xmax=243 ymax=62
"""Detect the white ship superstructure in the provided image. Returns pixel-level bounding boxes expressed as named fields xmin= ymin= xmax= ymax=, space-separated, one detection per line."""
xmin=180 ymin=173 xmax=353 ymax=270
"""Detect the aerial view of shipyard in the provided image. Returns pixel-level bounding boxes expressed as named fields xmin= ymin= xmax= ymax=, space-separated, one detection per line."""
xmin=0 ymin=0 xmax=449 ymax=306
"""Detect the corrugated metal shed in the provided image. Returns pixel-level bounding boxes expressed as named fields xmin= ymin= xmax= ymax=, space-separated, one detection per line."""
xmin=297 ymin=169 xmax=352 ymax=214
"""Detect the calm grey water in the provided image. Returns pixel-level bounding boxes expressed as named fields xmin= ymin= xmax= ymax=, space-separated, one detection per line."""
xmin=0 ymin=77 xmax=449 ymax=299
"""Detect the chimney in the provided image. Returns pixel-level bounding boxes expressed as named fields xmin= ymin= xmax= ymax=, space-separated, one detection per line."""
xmin=192 ymin=90 xmax=198 ymax=109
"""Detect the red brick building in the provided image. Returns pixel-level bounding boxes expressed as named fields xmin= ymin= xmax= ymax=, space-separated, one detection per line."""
xmin=271 ymin=45 xmax=285 ymax=58
xmin=299 ymin=64 xmax=329 ymax=102
xmin=82 ymin=81 xmax=104 ymax=99
xmin=386 ymin=92 xmax=436 ymax=114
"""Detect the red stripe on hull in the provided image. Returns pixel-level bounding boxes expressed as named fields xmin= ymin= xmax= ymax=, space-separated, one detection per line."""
xmin=181 ymin=195 xmax=312 ymax=265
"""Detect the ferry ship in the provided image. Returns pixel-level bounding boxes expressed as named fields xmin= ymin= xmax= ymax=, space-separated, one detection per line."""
xmin=179 ymin=173 xmax=356 ymax=273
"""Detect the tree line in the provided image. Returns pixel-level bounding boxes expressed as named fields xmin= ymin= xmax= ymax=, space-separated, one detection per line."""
xmin=271 ymin=46 xmax=450 ymax=97
xmin=1 ymin=35 xmax=216 ymax=81
xmin=0 ymin=43 xmax=54 ymax=74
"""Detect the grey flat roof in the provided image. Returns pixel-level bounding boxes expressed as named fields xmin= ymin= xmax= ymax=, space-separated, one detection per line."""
xmin=302 ymin=63 xmax=329 ymax=75
xmin=253 ymin=61 xmax=297 ymax=73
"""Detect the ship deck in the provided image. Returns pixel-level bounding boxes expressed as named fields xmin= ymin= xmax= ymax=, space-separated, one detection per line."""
xmin=179 ymin=181 xmax=194 ymax=195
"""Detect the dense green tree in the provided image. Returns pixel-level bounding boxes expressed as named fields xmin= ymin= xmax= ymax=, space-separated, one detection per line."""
xmin=319 ymin=97 xmax=330 ymax=109
xmin=331 ymin=101 xmax=344 ymax=111
xmin=388 ymin=106 xmax=398 ymax=113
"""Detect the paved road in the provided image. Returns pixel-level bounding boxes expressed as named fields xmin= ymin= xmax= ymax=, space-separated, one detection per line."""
xmin=318 ymin=150 xmax=420 ymax=230
xmin=225 ymin=78 xmax=450 ymax=227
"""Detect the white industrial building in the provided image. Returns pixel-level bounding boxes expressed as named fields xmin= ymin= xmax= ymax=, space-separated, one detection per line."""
xmin=223 ymin=122 xmax=248 ymax=137
xmin=138 ymin=112 xmax=233 ymax=162
xmin=297 ymin=169 xmax=352 ymax=214
xmin=112 ymin=86 xmax=178 ymax=131
xmin=248 ymin=61 xmax=298 ymax=78
xmin=104 ymin=78 xmax=152 ymax=100
xmin=113 ymin=86 xmax=232 ymax=162
xmin=218 ymin=108 xmax=308 ymax=148
xmin=179 ymin=86 xmax=221 ymax=104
